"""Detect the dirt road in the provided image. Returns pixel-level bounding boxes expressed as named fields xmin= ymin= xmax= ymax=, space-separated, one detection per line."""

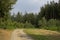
xmin=11 ymin=29 xmax=33 ymax=40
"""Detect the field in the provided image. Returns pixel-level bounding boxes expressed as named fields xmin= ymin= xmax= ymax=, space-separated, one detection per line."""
xmin=24 ymin=29 xmax=60 ymax=40
xmin=0 ymin=29 xmax=60 ymax=40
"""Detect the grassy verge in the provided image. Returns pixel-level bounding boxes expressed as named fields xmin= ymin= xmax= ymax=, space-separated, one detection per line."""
xmin=24 ymin=29 xmax=60 ymax=40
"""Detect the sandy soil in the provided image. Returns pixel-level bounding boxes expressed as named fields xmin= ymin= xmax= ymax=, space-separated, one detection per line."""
xmin=0 ymin=29 xmax=12 ymax=40
xmin=10 ymin=29 xmax=33 ymax=40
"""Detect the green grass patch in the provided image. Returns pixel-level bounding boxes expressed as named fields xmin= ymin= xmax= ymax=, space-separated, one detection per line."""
xmin=27 ymin=34 xmax=60 ymax=40
xmin=24 ymin=29 xmax=60 ymax=40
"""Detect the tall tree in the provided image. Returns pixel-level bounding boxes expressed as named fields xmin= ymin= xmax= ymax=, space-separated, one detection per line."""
xmin=23 ymin=13 xmax=35 ymax=24
xmin=15 ymin=12 xmax=23 ymax=23
xmin=0 ymin=0 xmax=17 ymax=20
xmin=38 ymin=1 xmax=60 ymax=20
xmin=23 ymin=13 xmax=38 ymax=27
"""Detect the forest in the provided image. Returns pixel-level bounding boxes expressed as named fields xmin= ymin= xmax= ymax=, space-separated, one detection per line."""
xmin=0 ymin=0 xmax=60 ymax=31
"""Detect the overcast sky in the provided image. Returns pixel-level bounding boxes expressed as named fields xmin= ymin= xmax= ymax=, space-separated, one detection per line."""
xmin=10 ymin=0 xmax=58 ymax=14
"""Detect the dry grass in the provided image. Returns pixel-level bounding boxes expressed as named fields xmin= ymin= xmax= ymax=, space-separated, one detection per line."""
xmin=24 ymin=29 xmax=60 ymax=40
xmin=24 ymin=29 xmax=60 ymax=35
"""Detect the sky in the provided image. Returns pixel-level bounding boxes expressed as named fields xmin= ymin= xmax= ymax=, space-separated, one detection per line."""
xmin=10 ymin=0 xmax=58 ymax=14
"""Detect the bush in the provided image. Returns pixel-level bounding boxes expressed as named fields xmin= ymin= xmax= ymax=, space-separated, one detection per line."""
xmin=15 ymin=23 xmax=24 ymax=28
xmin=38 ymin=17 xmax=47 ymax=28
xmin=24 ymin=21 xmax=35 ymax=28
xmin=38 ymin=19 xmax=60 ymax=31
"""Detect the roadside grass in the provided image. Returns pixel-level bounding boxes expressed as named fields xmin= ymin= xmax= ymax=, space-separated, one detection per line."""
xmin=24 ymin=29 xmax=60 ymax=40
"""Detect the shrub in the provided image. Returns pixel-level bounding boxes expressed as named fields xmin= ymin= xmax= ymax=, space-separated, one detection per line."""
xmin=24 ymin=21 xmax=35 ymax=28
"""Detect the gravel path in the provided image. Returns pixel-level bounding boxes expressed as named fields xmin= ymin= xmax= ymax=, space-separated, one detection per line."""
xmin=11 ymin=29 xmax=33 ymax=40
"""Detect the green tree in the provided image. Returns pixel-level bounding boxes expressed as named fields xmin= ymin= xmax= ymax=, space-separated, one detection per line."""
xmin=0 ymin=0 xmax=17 ymax=20
xmin=38 ymin=1 xmax=60 ymax=20
xmin=0 ymin=0 xmax=17 ymax=29
xmin=15 ymin=12 xmax=23 ymax=23
xmin=11 ymin=13 xmax=16 ymax=21
xmin=38 ymin=17 xmax=47 ymax=28
xmin=23 ymin=13 xmax=38 ymax=27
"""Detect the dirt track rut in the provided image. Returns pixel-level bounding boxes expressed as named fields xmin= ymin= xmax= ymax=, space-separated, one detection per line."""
xmin=11 ymin=29 xmax=33 ymax=40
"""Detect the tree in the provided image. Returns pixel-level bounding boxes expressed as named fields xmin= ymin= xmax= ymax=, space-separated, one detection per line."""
xmin=38 ymin=1 xmax=60 ymax=20
xmin=11 ymin=13 xmax=16 ymax=21
xmin=23 ymin=13 xmax=36 ymax=26
xmin=0 ymin=0 xmax=17 ymax=29
xmin=15 ymin=12 xmax=23 ymax=23
xmin=59 ymin=0 xmax=60 ymax=4
xmin=38 ymin=17 xmax=47 ymax=28
xmin=0 ymin=0 xmax=17 ymax=20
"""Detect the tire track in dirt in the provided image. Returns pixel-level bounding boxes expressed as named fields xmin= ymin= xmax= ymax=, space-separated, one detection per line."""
xmin=11 ymin=29 xmax=33 ymax=40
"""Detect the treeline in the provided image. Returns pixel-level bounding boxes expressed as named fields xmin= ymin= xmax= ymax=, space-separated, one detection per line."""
xmin=11 ymin=12 xmax=38 ymax=28
xmin=0 ymin=0 xmax=60 ymax=31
